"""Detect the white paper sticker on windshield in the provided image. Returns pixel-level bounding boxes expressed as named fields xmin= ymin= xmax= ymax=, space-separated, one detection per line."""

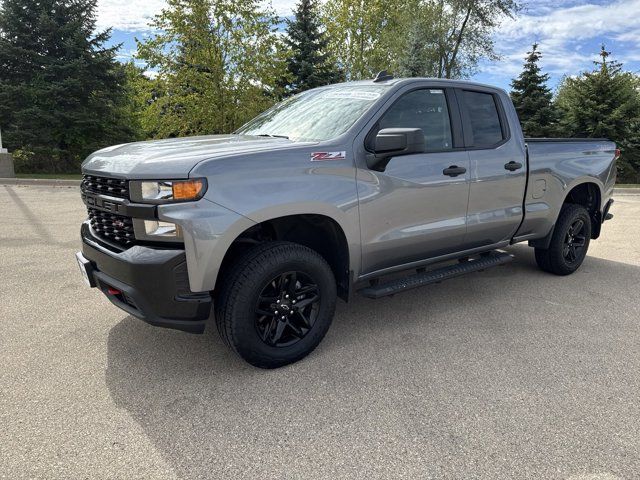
xmin=324 ymin=91 xmax=381 ymax=100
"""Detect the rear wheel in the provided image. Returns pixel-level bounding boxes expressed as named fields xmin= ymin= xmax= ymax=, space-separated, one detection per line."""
xmin=535 ymin=203 xmax=592 ymax=275
xmin=215 ymin=241 xmax=337 ymax=368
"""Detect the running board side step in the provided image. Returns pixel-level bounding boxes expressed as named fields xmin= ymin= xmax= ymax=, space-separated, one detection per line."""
xmin=359 ymin=251 xmax=513 ymax=299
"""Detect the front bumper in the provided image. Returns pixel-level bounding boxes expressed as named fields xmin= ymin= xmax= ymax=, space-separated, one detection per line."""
xmin=79 ymin=221 xmax=212 ymax=333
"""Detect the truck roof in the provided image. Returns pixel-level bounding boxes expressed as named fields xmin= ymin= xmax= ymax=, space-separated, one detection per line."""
xmin=334 ymin=77 xmax=508 ymax=95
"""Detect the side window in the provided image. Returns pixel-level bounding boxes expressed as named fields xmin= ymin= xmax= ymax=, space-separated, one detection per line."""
xmin=377 ymin=89 xmax=453 ymax=152
xmin=461 ymin=90 xmax=504 ymax=147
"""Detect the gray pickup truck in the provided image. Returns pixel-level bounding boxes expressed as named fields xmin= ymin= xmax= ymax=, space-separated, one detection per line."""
xmin=76 ymin=75 xmax=617 ymax=368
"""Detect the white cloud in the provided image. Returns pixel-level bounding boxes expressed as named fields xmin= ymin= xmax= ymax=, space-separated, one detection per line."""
xmin=501 ymin=0 xmax=640 ymax=43
xmin=115 ymin=48 xmax=138 ymax=61
xmin=96 ymin=0 xmax=167 ymax=31
xmin=615 ymin=31 xmax=640 ymax=43
xmin=270 ymin=0 xmax=297 ymax=16
xmin=487 ymin=0 xmax=640 ymax=77
xmin=95 ymin=0 xmax=296 ymax=31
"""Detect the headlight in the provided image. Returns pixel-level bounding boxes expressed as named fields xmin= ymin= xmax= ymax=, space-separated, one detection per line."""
xmin=130 ymin=178 xmax=207 ymax=203
xmin=141 ymin=181 xmax=173 ymax=201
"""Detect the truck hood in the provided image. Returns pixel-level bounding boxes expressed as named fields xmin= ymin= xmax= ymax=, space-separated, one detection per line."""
xmin=81 ymin=134 xmax=311 ymax=178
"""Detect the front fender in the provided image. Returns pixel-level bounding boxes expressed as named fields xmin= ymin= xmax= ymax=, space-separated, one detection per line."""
xmin=158 ymin=198 xmax=256 ymax=292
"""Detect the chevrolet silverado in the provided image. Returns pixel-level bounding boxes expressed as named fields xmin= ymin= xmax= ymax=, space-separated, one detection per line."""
xmin=76 ymin=74 xmax=617 ymax=368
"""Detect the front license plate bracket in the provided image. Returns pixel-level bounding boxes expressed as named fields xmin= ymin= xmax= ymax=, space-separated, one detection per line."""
xmin=75 ymin=252 xmax=96 ymax=288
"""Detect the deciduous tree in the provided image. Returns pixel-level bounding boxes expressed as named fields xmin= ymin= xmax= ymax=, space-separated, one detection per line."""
xmin=323 ymin=0 xmax=519 ymax=80
xmin=135 ymin=0 xmax=286 ymax=137
xmin=322 ymin=0 xmax=405 ymax=80
xmin=432 ymin=0 xmax=519 ymax=79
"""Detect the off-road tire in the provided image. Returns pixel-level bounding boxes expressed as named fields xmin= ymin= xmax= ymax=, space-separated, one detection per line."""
xmin=534 ymin=203 xmax=592 ymax=276
xmin=214 ymin=241 xmax=337 ymax=369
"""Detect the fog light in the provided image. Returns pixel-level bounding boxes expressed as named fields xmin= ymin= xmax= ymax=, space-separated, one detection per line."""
xmin=143 ymin=220 xmax=181 ymax=238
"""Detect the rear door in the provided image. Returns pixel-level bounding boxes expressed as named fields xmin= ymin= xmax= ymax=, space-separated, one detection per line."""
xmin=357 ymin=87 xmax=471 ymax=274
xmin=456 ymin=88 xmax=527 ymax=250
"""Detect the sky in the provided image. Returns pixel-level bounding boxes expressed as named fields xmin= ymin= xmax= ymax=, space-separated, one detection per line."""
xmin=97 ymin=0 xmax=640 ymax=91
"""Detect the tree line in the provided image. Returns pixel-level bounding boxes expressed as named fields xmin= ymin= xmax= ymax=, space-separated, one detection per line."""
xmin=511 ymin=44 xmax=640 ymax=183
xmin=0 ymin=0 xmax=639 ymax=182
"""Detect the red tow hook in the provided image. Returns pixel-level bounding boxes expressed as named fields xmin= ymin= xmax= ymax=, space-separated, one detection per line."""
xmin=107 ymin=287 xmax=122 ymax=296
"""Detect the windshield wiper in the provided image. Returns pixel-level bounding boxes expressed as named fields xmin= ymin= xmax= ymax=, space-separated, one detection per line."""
xmin=255 ymin=133 xmax=290 ymax=139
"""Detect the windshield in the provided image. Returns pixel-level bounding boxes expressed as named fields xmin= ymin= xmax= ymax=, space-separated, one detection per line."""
xmin=236 ymin=85 xmax=388 ymax=142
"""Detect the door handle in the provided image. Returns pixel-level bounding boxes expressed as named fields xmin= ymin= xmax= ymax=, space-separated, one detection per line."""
xmin=504 ymin=161 xmax=523 ymax=171
xmin=443 ymin=165 xmax=467 ymax=177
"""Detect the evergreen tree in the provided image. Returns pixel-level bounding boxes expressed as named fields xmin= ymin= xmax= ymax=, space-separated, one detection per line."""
xmin=0 ymin=0 xmax=136 ymax=172
xmin=282 ymin=0 xmax=342 ymax=94
xmin=510 ymin=43 xmax=558 ymax=137
xmin=397 ymin=22 xmax=429 ymax=77
xmin=555 ymin=46 xmax=640 ymax=183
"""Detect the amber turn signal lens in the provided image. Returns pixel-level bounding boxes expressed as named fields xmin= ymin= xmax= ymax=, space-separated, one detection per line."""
xmin=172 ymin=179 xmax=205 ymax=201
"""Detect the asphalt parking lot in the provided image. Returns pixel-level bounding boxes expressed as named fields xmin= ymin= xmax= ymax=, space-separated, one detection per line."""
xmin=1 ymin=185 xmax=640 ymax=480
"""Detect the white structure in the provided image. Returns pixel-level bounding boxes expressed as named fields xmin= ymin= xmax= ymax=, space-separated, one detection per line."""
xmin=0 ymin=126 xmax=15 ymax=177
xmin=0 ymin=127 xmax=7 ymax=154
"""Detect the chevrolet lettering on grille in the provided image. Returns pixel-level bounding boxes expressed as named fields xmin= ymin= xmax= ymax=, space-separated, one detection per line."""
xmin=82 ymin=193 xmax=124 ymax=214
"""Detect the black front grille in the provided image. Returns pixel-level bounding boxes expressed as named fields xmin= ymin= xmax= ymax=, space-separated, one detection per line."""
xmin=82 ymin=175 xmax=129 ymax=199
xmin=88 ymin=208 xmax=135 ymax=248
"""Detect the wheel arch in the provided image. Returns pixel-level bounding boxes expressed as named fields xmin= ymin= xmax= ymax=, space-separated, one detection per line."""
xmin=561 ymin=180 xmax=603 ymax=239
xmin=530 ymin=179 xmax=604 ymax=249
xmin=214 ymin=210 xmax=356 ymax=302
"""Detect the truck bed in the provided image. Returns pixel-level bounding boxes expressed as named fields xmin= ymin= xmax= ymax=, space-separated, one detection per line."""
xmin=514 ymin=138 xmax=617 ymax=242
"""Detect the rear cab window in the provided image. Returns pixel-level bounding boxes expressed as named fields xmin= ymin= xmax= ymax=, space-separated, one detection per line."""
xmin=459 ymin=90 xmax=506 ymax=148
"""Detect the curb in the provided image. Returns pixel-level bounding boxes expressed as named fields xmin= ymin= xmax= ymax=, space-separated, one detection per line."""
xmin=0 ymin=178 xmax=80 ymax=187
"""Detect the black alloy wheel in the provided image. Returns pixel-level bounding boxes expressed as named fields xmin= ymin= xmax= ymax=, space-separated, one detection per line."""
xmin=255 ymin=271 xmax=321 ymax=347
xmin=562 ymin=218 xmax=587 ymax=265
xmin=534 ymin=203 xmax=592 ymax=276
xmin=215 ymin=241 xmax=337 ymax=368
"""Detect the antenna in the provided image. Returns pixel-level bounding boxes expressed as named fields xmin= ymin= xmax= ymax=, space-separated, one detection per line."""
xmin=373 ymin=70 xmax=393 ymax=82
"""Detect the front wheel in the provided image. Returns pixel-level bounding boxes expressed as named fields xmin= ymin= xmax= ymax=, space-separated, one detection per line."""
xmin=535 ymin=203 xmax=592 ymax=275
xmin=215 ymin=241 xmax=337 ymax=369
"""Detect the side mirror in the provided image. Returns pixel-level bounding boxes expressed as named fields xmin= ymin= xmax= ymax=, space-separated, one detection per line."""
xmin=368 ymin=128 xmax=425 ymax=171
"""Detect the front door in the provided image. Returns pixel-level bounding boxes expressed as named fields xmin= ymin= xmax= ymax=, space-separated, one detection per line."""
xmin=357 ymin=88 xmax=471 ymax=275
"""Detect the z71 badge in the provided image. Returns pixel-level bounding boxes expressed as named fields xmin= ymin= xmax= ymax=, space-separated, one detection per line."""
xmin=310 ymin=151 xmax=346 ymax=161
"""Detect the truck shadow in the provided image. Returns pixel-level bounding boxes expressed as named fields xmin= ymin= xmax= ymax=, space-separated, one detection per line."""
xmin=105 ymin=246 xmax=640 ymax=478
